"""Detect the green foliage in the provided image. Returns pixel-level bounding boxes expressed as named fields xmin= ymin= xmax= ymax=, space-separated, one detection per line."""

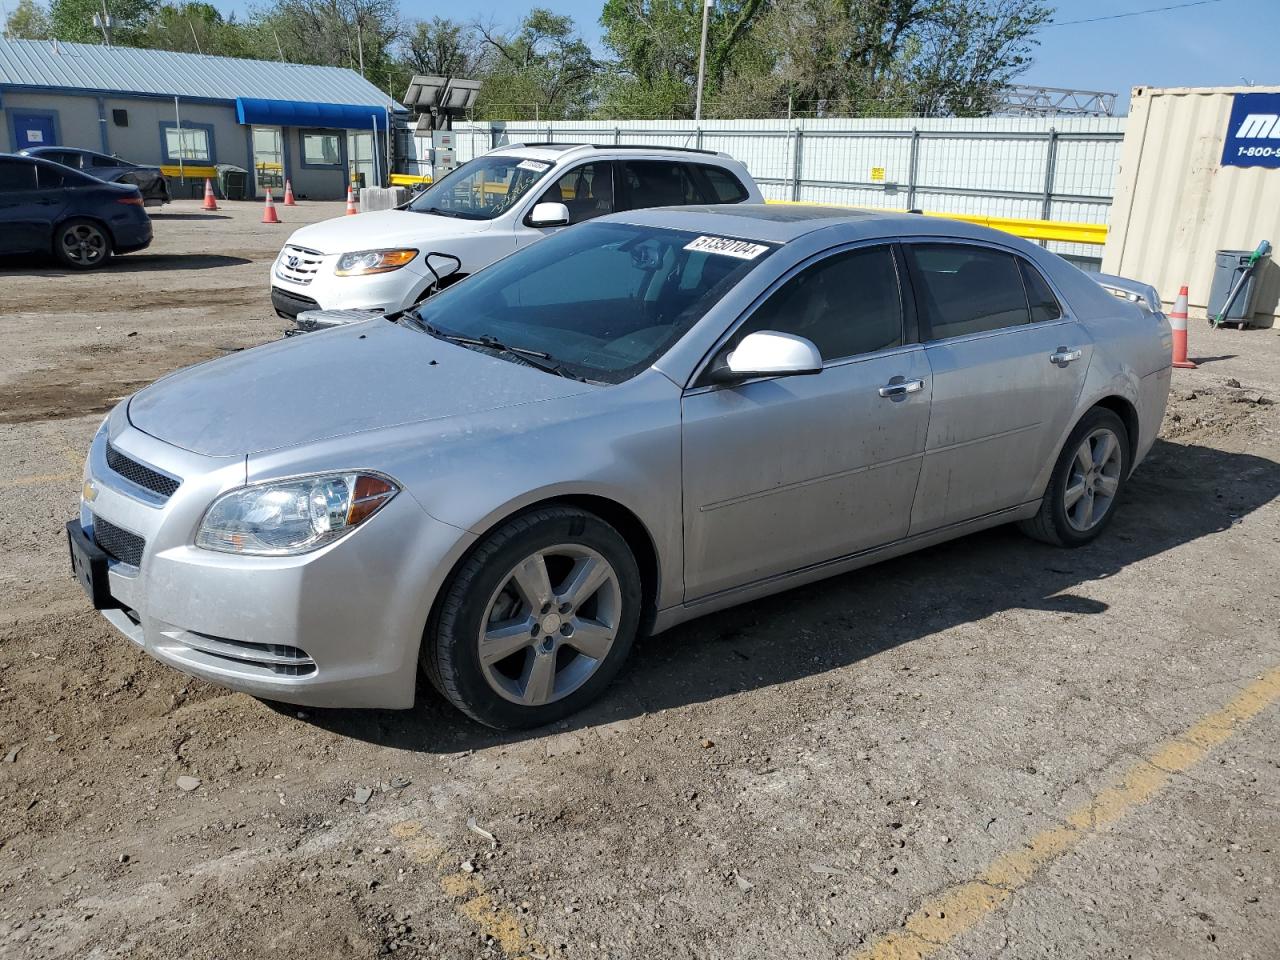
xmin=49 ymin=0 xmax=153 ymax=44
xmin=472 ymin=9 xmax=595 ymax=120
xmin=4 ymin=0 xmax=54 ymax=39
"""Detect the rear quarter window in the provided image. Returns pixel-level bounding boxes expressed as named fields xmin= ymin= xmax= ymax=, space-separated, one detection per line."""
xmin=0 ymin=160 xmax=37 ymax=191
xmin=696 ymin=164 xmax=750 ymax=203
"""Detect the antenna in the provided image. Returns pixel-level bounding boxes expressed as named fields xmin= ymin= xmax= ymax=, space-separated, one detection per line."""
xmin=93 ymin=0 xmax=114 ymax=46
xmin=188 ymin=18 xmax=202 ymax=54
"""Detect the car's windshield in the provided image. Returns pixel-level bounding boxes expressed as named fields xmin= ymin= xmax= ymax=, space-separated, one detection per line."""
xmin=405 ymin=222 xmax=775 ymax=383
xmin=406 ymin=154 xmax=554 ymax=221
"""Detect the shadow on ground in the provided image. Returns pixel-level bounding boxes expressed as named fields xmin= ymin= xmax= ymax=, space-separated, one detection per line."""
xmin=0 ymin=252 xmax=251 ymax=276
xmin=294 ymin=438 xmax=1280 ymax=753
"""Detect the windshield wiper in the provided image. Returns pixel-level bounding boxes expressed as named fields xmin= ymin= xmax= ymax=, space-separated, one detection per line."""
xmin=412 ymin=205 xmax=462 ymax=219
xmin=404 ymin=318 xmax=587 ymax=381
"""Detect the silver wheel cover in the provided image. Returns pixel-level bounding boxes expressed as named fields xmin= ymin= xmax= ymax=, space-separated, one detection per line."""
xmin=1063 ymin=427 xmax=1122 ymax=532
xmin=477 ymin=544 xmax=622 ymax=706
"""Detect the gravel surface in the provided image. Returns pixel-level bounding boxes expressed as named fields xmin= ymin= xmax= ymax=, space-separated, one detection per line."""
xmin=1 ymin=200 xmax=1278 ymax=960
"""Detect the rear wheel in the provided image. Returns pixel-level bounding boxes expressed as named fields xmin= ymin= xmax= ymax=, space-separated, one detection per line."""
xmin=54 ymin=219 xmax=112 ymax=269
xmin=423 ymin=506 xmax=642 ymax=729
xmin=1019 ymin=407 xmax=1129 ymax=547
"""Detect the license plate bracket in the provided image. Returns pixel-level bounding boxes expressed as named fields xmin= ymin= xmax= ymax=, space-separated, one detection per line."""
xmin=66 ymin=520 xmax=121 ymax=611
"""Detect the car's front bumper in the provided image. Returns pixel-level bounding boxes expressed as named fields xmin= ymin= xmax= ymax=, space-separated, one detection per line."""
xmin=73 ymin=410 xmax=475 ymax=708
xmin=270 ymin=255 xmax=431 ymax=318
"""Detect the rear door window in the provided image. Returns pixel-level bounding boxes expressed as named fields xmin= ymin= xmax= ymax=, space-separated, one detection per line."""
xmin=618 ymin=160 xmax=704 ymax=210
xmin=0 ymin=160 xmax=37 ymax=191
xmin=905 ymin=244 xmax=1030 ymax=340
xmin=1020 ymin=260 xmax=1063 ymax=323
xmin=694 ymin=164 xmax=749 ymax=203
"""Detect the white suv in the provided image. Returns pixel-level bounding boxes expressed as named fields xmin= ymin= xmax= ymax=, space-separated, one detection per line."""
xmin=270 ymin=143 xmax=764 ymax=319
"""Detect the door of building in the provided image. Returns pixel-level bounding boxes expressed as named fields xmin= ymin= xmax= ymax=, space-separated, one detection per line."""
xmin=13 ymin=113 xmax=57 ymax=150
xmin=251 ymin=126 xmax=285 ymax=198
xmin=346 ymin=130 xmax=377 ymax=190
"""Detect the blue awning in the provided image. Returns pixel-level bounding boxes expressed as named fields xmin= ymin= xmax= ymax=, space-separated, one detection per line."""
xmin=234 ymin=98 xmax=390 ymax=130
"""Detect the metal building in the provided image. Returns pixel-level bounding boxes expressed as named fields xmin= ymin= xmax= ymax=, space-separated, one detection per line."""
xmin=0 ymin=39 xmax=405 ymax=200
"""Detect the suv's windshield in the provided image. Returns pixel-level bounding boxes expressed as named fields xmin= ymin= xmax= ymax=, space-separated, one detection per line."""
xmin=407 ymin=154 xmax=554 ymax=221
xmin=404 ymin=222 xmax=775 ymax=383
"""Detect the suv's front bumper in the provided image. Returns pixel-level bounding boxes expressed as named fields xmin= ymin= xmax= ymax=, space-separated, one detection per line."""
xmin=73 ymin=409 xmax=475 ymax=709
xmin=271 ymin=254 xmax=434 ymax=318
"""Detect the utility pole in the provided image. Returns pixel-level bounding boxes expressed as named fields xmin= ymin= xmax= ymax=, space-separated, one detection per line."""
xmin=356 ymin=19 xmax=365 ymax=77
xmin=188 ymin=18 xmax=202 ymax=54
xmin=694 ymin=0 xmax=711 ymax=121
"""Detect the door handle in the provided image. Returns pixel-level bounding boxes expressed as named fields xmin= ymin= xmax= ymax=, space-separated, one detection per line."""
xmin=1050 ymin=347 xmax=1083 ymax=366
xmin=878 ymin=378 xmax=925 ymax=398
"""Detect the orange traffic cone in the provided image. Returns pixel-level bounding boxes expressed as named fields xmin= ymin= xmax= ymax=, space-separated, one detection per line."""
xmin=1169 ymin=285 xmax=1196 ymax=369
xmin=261 ymin=189 xmax=281 ymax=224
xmin=283 ymin=179 xmax=296 ymax=206
xmin=345 ymin=185 xmax=358 ymax=216
xmin=202 ymin=178 xmax=218 ymax=211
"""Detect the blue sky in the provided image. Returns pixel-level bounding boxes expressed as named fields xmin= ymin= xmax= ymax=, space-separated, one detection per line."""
xmin=230 ymin=0 xmax=1276 ymax=112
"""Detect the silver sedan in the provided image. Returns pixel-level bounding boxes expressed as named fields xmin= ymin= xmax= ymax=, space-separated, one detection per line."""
xmin=67 ymin=206 xmax=1173 ymax=728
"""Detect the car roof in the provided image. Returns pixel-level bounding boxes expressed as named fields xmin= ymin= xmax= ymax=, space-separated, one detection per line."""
xmin=598 ymin=203 xmax=1042 ymax=248
xmin=487 ymin=142 xmax=733 ymax=163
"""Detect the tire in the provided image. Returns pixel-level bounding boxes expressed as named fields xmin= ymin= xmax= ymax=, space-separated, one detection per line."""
xmin=423 ymin=506 xmax=642 ymax=729
xmin=54 ymin=219 xmax=113 ymax=269
xmin=1018 ymin=407 xmax=1129 ymax=548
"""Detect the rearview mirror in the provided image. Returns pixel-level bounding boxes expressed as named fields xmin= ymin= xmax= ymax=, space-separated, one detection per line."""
xmin=528 ymin=201 xmax=571 ymax=228
xmin=711 ymin=331 xmax=823 ymax=383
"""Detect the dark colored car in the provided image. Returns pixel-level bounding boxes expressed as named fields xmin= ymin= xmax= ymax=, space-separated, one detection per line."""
xmin=19 ymin=146 xmax=170 ymax=206
xmin=0 ymin=153 xmax=153 ymax=269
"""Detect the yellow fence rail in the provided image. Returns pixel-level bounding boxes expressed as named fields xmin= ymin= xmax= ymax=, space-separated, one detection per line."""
xmin=766 ymin=199 xmax=1108 ymax=246
xmin=159 ymin=164 xmax=217 ymax=179
xmin=389 ymin=173 xmax=433 ymax=188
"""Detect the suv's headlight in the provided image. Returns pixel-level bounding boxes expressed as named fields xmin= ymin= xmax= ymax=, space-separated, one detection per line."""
xmin=196 ymin=473 xmax=398 ymax=556
xmin=335 ymin=249 xmax=418 ymax=277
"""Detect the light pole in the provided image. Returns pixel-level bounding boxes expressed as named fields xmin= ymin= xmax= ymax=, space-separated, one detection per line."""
xmin=694 ymin=0 xmax=711 ymax=121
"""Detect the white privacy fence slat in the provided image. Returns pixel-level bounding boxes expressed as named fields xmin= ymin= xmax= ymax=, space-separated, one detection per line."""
xmin=436 ymin=117 xmax=1127 ymax=263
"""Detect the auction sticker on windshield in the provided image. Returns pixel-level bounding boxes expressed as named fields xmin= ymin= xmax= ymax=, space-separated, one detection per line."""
xmin=517 ymin=159 xmax=552 ymax=172
xmin=684 ymin=236 xmax=770 ymax=259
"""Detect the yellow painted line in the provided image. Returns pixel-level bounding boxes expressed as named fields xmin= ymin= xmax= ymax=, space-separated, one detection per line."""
xmin=390 ymin=820 xmax=549 ymax=959
xmin=764 ymin=199 xmax=1108 ymax=246
xmin=851 ymin=665 xmax=1280 ymax=960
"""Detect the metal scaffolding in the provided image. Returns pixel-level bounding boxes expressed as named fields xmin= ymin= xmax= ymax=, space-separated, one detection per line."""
xmin=996 ymin=85 xmax=1119 ymax=118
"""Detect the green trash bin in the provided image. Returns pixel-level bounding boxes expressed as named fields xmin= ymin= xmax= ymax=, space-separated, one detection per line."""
xmin=1209 ymin=248 xmax=1271 ymax=325
xmin=215 ymin=164 xmax=249 ymax=201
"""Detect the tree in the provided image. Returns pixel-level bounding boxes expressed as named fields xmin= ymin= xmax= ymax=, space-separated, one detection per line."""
xmin=473 ymin=9 xmax=595 ymax=120
xmin=136 ymin=2 xmax=260 ymax=57
xmin=401 ymin=16 xmax=480 ymax=78
xmin=4 ymin=0 xmax=53 ymax=39
xmin=257 ymin=0 xmax=401 ymax=90
xmin=48 ymin=0 xmax=154 ymax=45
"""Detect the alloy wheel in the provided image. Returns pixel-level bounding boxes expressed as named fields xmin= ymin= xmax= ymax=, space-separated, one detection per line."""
xmin=1063 ymin=427 xmax=1122 ymax=532
xmin=61 ymin=224 xmax=107 ymax=266
xmin=477 ymin=545 xmax=622 ymax=706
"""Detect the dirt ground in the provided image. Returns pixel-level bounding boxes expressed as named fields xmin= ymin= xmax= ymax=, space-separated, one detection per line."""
xmin=1 ymin=200 xmax=1278 ymax=960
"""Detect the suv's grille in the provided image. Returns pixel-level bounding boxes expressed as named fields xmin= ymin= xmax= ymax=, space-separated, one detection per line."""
xmin=94 ymin=516 xmax=145 ymax=567
xmin=275 ymin=245 xmax=324 ymax=286
xmin=105 ymin=441 xmax=180 ymax=499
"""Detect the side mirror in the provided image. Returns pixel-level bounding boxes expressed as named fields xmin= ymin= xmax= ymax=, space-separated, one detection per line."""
xmin=710 ymin=331 xmax=823 ymax=383
xmin=528 ymin=201 xmax=571 ymax=227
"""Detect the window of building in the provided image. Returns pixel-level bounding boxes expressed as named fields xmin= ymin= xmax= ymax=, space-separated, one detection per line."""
xmin=301 ymin=131 xmax=342 ymax=166
xmin=112 ymin=109 xmax=129 ymax=127
xmin=905 ymin=244 xmax=1030 ymax=340
xmin=160 ymin=122 xmax=213 ymax=163
xmin=731 ymin=245 xmax=904 ymax=362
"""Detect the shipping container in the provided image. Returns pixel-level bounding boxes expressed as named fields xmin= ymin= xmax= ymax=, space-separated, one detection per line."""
xmin=1103 ymin=85 xmax=1280 ymax=327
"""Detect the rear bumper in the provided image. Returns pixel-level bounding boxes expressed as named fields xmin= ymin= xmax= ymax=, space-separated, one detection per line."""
xmin=111 ymin=216 xmax=153 ymax=253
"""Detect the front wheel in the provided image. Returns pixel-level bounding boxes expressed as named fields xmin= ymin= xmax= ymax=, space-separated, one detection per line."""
xmin=423 ymin=506 xmax=642 ymax=729
xmin=1019 ymin=407 xmax=1129 ymax=547
xmin=54 ymin=219 xmax=113 ymax=269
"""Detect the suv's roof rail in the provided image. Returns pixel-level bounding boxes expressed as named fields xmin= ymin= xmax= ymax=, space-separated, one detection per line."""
xmin=503 ymin=142 xmax=725 ymax=158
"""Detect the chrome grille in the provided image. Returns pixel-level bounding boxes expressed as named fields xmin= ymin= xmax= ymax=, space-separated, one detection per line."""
xmin=274 ymin=245 xmax=324 ymax=286
xmin=94 ymin=516 xmax=145 ymax=567
xmin=105 ymin=441 xmax=180 ymax=499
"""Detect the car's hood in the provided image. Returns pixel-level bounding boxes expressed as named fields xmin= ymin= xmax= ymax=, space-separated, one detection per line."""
xmin=284 ymin=209 xmax=493 ymax=254
xmin=127 ymin=320 xmax=591 ymax=457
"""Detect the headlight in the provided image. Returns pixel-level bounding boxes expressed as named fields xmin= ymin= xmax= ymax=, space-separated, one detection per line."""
xmin=334 ymin=248 xmax=418 ymax=277
xmin=196 ymin=472 xmax=398 ymax=556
